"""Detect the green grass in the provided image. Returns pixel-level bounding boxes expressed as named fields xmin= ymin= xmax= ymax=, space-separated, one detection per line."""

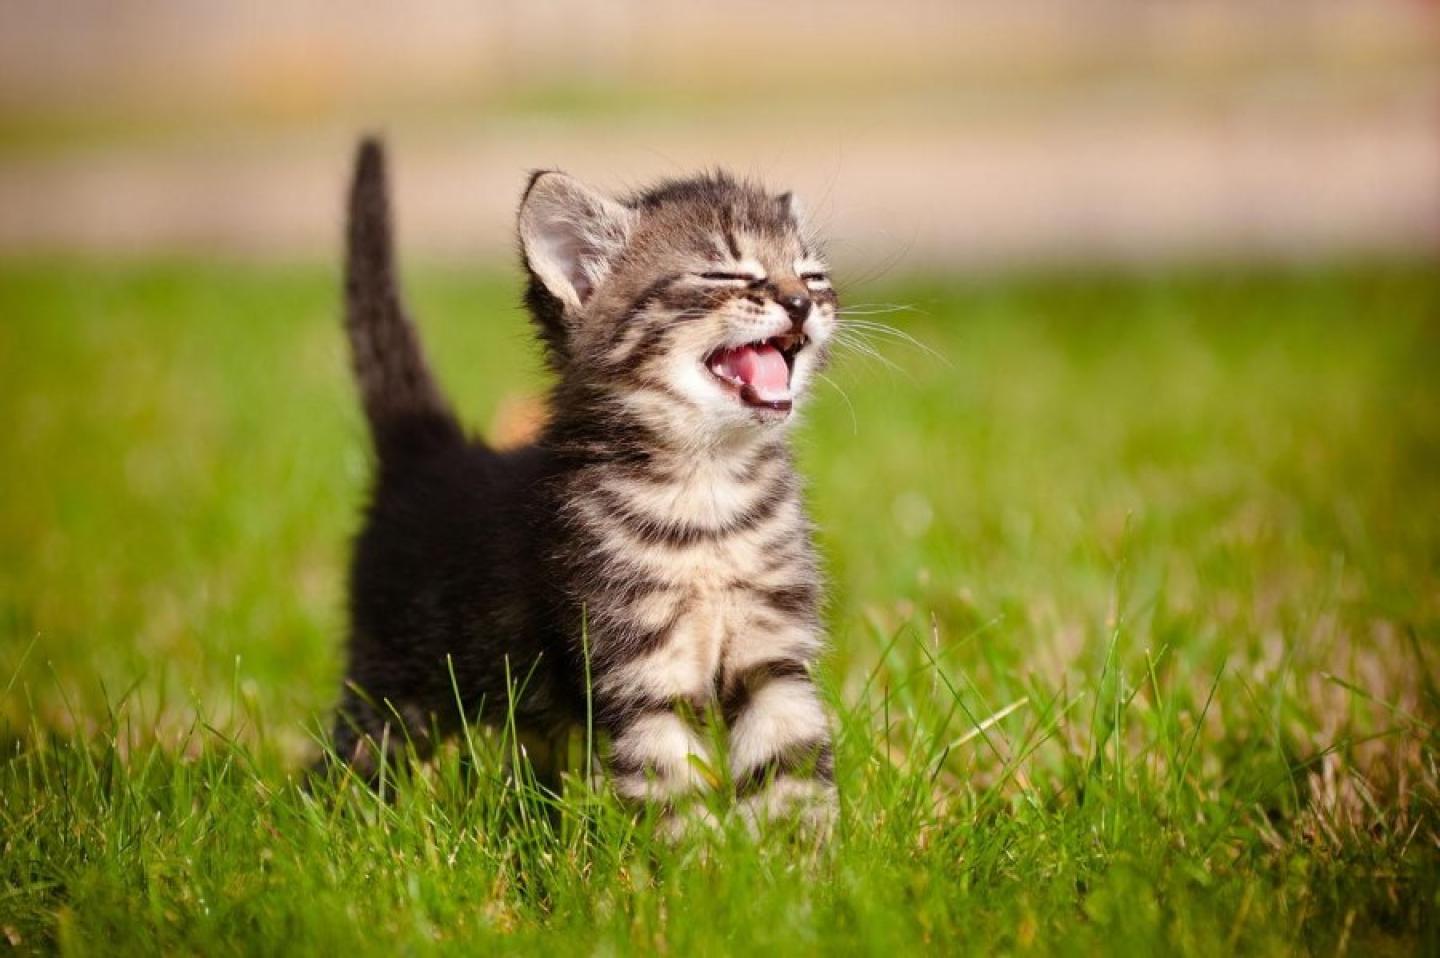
xmin=2 ymin=258 xmax=1438 ymax=955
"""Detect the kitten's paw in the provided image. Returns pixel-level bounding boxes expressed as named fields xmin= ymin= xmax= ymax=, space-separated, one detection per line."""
xmin=737 ymin=778 xmax=837 ymax=841
xmin=655 ymin=803 xmax=723 ymax=844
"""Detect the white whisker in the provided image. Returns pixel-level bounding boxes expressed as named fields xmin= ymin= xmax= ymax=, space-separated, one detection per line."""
xmin=832 ymin=333 xmax=903 ymax=373
xmin=816 ymin=372 xmax=858 ymax=435
xmin=837 ymin=320 xmax=950 ymax=366
xmin=837 ymin=309 xmax=922 ymax=318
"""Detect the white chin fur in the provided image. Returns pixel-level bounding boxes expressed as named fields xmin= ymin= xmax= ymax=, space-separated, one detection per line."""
xmin=785 ymin=349 xmax=816 ymax=400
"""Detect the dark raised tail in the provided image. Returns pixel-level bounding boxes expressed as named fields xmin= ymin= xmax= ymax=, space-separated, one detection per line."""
xmin=345 ymin=137 xmax=463 ymax=466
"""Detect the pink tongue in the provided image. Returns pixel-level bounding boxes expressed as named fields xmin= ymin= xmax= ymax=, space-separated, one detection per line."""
xmin=717 ymin=343 xmax=790 ymax=400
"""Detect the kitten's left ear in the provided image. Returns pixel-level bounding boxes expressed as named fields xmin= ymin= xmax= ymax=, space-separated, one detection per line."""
xmin=519 ymin=171 xmax=634 ymax=311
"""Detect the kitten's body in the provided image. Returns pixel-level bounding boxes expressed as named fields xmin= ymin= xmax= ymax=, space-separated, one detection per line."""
xmin=330 ymin=139 xmax=836 ymax=820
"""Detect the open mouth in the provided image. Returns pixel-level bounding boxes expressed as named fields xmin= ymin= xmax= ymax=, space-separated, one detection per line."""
xmin=705 ymin=332 xmax=807 ymax=413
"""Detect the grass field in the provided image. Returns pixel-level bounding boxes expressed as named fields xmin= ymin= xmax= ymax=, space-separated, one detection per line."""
xmin=1 ymin=259 xmax=1437 ymax=954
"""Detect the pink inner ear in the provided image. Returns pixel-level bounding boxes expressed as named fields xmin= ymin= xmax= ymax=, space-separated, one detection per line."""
xmin=533 ymin=219 xmax=596 ymax=301
xmin=522 ymin=175 xmax=633 ymax=306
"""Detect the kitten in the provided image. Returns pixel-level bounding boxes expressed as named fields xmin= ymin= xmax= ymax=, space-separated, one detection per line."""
xmin=327 ymin=138 xmax=838 ymax=826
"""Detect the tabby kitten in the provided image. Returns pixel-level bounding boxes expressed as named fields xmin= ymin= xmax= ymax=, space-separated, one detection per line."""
xmin=328 ymin=138 xmax=838 ymax=826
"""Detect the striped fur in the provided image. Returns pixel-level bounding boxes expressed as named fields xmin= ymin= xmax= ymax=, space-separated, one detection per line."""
xmin=325 ymin=139 xmax=838 ymax=829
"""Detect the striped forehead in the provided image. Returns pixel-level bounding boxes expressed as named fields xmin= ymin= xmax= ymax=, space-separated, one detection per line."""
xmin=714 ymin=224 xmax=809 ymax=270
xmin=624 ymin=178 xmax=814 ymax=270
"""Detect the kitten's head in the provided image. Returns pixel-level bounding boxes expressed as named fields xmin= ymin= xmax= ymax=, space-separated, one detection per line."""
xmin=518 ymin=170 xmax=836 ymax=442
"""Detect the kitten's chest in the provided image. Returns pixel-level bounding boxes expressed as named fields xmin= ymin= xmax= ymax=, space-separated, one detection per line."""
xmin=574 ymin=456 xmax=821 ymax=692
xmin=585 ymin=456 xmax=800 ymax=583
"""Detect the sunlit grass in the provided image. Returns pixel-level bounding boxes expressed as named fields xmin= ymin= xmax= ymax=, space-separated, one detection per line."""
xmin=1 ymin=259 xmax=1437 ymax=954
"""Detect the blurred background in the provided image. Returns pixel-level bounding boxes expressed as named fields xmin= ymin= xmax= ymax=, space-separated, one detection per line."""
xmin=2 ymin=0 xmax=1436 ymax=270
xmin=3 ymin=7 xmax=1439 ymax=950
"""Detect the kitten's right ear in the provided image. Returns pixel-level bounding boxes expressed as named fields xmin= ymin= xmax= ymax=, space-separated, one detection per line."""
xmin=518 ymin=171 xmax=633 ymax=312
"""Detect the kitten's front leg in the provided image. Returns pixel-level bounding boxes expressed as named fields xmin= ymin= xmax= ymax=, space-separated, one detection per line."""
xmin=723 ymin=660 xmax=837 ymax=833
xmin=602 ymin=693 xmax=715 ymax=805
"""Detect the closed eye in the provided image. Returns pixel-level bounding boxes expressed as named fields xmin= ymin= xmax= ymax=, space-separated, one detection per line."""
xmin=801 ymin=272 xmax=831 ymax=288
xmin=699 ymin=271 xmax=765 ymax=285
